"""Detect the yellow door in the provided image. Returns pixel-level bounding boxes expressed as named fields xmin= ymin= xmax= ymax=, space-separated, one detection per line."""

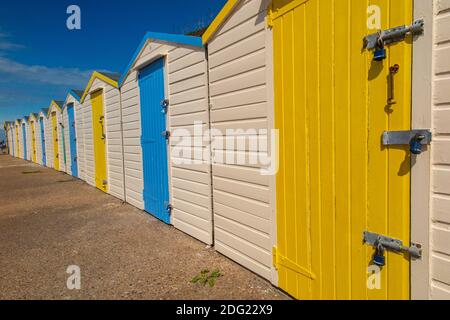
xmin=52 ymin=112 xmax=60 ymax=171
xmin=272 ymin=0 xmax=412 ymax=299
xmin=91 ymin=90 xmax=108 ymax=192
xmin=15 ymin=125 xmax=20 ymax=157
xmin=31 ymin=121 xmax=37 ymax=163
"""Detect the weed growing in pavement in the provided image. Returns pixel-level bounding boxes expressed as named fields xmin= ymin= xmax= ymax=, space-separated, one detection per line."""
xmin=191 ymin=269 xmax=223 ymax=287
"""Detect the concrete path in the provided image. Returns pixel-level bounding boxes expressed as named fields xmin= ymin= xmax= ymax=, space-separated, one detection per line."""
xmin=0 ymin=155 xmax=288 ymax=300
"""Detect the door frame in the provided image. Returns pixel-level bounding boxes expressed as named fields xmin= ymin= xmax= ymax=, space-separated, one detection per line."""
xmin=90 ymin=88 xmax=109 ymax=192
xmin=67 ymin=103 xmax=79 ymax=177
xmin=411 ymin=0 xmax=432 ymax=300
xmin=137 ymin=56 xmax=173 ymax=224
xmin=40 ymin=117 xmax=46 ymax=166
xmin=22 ymin=122 xmax=27 ymax=161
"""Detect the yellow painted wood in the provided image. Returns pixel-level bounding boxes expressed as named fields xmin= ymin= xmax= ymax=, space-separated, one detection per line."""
xmin=81 ymin=72 xmax=119 ymax=103
xmin=51 ymin=112 xmax=60 ymax=171
xmin=91 ymin=90 xmax=108 ymax=192
xmin=30 ymin=121 xmax=37 ymax=163
xmin=15 ymin=125 xmax=20 ymax=157
xmin=272 ymin=0 xmax=412 ymax=300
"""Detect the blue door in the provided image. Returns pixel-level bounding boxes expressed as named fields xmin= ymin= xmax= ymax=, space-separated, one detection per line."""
xmin=68 ymin=104 xmax=78 ymax=177
xmin=22 ymin=124 xmax=27 ymax=160
xmin=138 ymin=58 xmax=170 ymax=224
xmin=39 ymin=117 xmax=46 ymax=166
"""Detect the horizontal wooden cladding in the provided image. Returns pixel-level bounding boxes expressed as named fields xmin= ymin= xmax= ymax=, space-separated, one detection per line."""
xmin=433 ymin=139 xmax=450 ymax=164
xmin=211 ymin=85 xmax=266 ymax=110
xmin=170 ymin=110 xmax=208 ymax=127
xmin=211 ymin=102 xmax=267 ymax=122
xmin=435 ymin=46 xmax=450 ymax=74
xmin=432 ymin=255 xmax=450 ymax=285
xmin=432 ymin=195 xmax=450 ymax=224
xmin=209 ymin=49 xmax=265 ymax=83
xmin=215 ymin=235 xmax=271 ymax=279
xmin=432 ymin=228 xmax=450 ymax=256
xmin=213 ymin=176 xmax=269 ymax=203
xmin=435 ymin=14 xmax=450 ymax=44
xmin=436 ymin=0 xmax=450 ymax=12
xmin=208 ymin=8 xmax=265 ymax=55
xmin=433 ymin=168 xmax=450 ymax=194
xmin=124 ymin=39 xmax=213 ymax=244
xmin=213 ymin=190 xmax=270 ymax=220
xmin=212 ymin=164 xmax=269 ymax=186
xmin=209 ymin=30 xmax=265 ymax=69
xmin=209 ymin=68 xmax=266 ymax=97
xmin=434 ymin=78 xmax=450 ymax=104
xmin=433 ymin=109 xmax=450 ymax=133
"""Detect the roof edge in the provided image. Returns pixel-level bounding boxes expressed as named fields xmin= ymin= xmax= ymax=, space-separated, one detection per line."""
xmin=202 ymin=0 xmax=240 ymax=44
xmin=80 ymin=71 xmax=119 ymax=103
xmin=118 ymin=32 xmax=203 ymax=87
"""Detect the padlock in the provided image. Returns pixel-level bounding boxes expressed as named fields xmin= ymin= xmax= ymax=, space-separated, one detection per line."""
xmin=373 ymin=244 xmax=386 ymax=267
xmin=373 ymin=46 xmax=386 ymax=61
xmin=410 ymin=134 xmax=425 ymax=155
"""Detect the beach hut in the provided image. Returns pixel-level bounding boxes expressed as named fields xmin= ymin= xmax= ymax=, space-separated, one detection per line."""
xmin=80 ymin=72 xmax=125 ymax=200
xmin=28 ymin=113 xmax=39 ymax=163
xmin=13 ymin=119 xmax=22 ymax=158
xmin=46 ymin=101 xmax=63 ymax=170
xmin=3 ymin=122 xmax=13 ymax=156
xmin=38 ymin=109 xmax=49 ymax=166
xmin=20 ymin=117 xmax=30 ymax=161
xmin=202 ymin=0 xmax=277 ymax=280
xmin=203 ymin=0 xmax=448 ymax=301
xmin=119 ymin=32 xmax=213 ymax=244
xmin=62 ymin=90 xmax=83 ymax=177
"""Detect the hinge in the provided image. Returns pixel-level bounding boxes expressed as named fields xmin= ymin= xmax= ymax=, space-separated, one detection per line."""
xmin=273 ymin=246 xmax=316 ymax=280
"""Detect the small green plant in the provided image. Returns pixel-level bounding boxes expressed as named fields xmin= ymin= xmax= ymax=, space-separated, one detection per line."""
xmin=191 ymin=269 xmax=223 ymax=287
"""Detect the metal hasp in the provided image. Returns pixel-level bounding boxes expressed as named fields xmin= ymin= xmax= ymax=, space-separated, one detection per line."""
xmin=382 ymin=129 xmax=432 ymax=155
xmin=363 ymin=231 xmax=422 ymax=261
xmin=161 ymin=99 xmax=169 ymax=114
xmin=364 ymin=18 xmax=424 ymax=61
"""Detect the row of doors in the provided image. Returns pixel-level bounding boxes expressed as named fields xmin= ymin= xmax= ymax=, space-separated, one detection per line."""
xmin=14 ymin=109 xmax=79 ymax=178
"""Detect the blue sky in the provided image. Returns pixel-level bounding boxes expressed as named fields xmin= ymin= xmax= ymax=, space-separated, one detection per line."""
xmin=0 ymin=0 xmax=226 ymax=141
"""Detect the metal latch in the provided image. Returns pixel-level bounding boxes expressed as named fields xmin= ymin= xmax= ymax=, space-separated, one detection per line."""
xmin=164 ymin=201 xmax=173 ymax=215
xmin=363 ymin=231 xmax=422 ymax=267
xmin=161 ymin=99 xmax=169 ymax=114
xmin=364 ymin=18 xmax=424 ymax=61
xmin=161 ymin=130 xmax=171 ymax=140
xmin=382 ymin=129 xmax=432 ymax=155
xmin=102 ymin=180 xmax=108 ymax=186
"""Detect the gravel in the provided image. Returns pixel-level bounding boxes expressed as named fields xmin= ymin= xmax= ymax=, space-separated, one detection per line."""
xmin=0 ymin=155 xmax=290 ymax=300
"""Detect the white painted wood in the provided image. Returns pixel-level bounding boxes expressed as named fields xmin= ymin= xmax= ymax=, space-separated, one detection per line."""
xmin=206 ymin=0 xmax=275 ymax=281
xmin=427 ymin=0 xmax=450 ymax=299
xmin=412 ymin=0 xmax=433 ymax=299
xmin=120 ymin=39 xmax=213 ymax=245
xmin=83 ymin=78 xmax=125 ymax=200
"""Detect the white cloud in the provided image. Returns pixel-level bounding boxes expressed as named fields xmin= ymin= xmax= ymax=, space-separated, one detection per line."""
xmin=0 ymin=56 xmax=93 ymax=87
xmin=0 ymin=31 xmax=24 ymax=51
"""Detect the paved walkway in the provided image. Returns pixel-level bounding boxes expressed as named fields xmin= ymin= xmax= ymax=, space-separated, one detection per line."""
xmin=0 ymin=155 xmax=288 ymax=300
